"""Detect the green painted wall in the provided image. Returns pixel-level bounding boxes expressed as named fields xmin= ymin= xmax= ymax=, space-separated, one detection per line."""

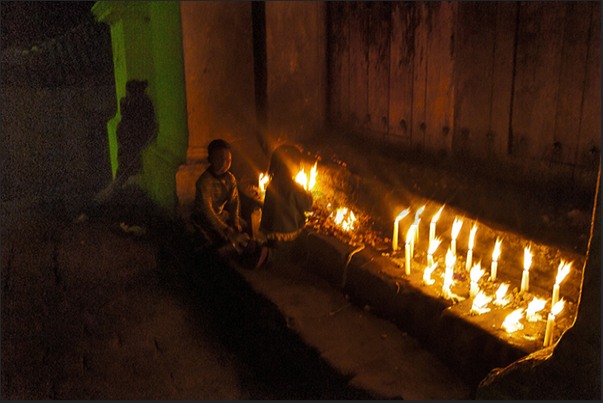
xmin=92 ymin=1 xmax=189 ymax=215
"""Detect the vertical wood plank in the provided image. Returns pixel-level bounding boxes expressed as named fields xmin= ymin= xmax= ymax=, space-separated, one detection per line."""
xmin=348 ymin=1 xmax=369 ymax=132
xmin=490 ymin=1 xmax=517 ymax=160
xmin=511 ymin=1 xmax=565 ymax=161
xmin=367 ymin=2 xmax=391 ymax=135
xmin=424 ymin=1 xmax=456 ymax=155
xmin=389 ymin=2 xmax=415 ymax=140
xmin=412 ymin=1 xmax=428 ymax=150
xmin=452 ymin=2 xmax=497 ymax=157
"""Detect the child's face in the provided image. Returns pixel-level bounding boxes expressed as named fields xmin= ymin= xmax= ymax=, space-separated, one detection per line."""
xmin=210 ymin=148 xmax=232 ymax=175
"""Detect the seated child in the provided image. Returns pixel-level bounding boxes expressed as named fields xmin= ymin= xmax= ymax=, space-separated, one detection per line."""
xmin=258 ymin=144 xmax=313 ymax=265
xmin=192 ymin=139 xmax=246 ymax=249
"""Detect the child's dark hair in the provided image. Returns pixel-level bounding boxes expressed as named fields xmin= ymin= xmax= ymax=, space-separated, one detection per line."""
xmin=207 ymin=139 xmax=231 ymax=160
xmin=268 ymin=145 xmax=302 ymax=185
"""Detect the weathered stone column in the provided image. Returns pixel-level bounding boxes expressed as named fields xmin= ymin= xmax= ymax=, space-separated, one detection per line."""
xmin=92 ymin=1 xmax=188 ymax=214
xmin=476 ymin=161 xmax=601 ymax=399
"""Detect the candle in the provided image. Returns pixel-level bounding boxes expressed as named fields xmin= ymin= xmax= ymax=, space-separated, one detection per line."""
xmin=308 ymin=162 xmax=318 ymax=191
xmin=469 ymin=263 xmax=485 ymax=299
xmin=443 ymin=248 xmax=456 ymax=294
xmin=405 ymin=226 xmax=414 ymax=275
xmin=526 ymin=297 xmax=547 ymax=322
xmin=493 ymin=283 xmax=511 ymax=307
xmin=409 ymin=224 xmax=416 ymax=258
xmin=423 ymin=263 xmax=437 ymax=285
xmin=552 ymin=260 xmax=571 ymax=307
xmin=392 ymin=209 xmax=410 ymax=252
xmin=413 ymin=205 xmax=425 ymax=244
xmin=466 ymin=224 xmax=478 ymax=271
xmin=470 ymin=290 xmax=492 ymax=315
xmin=430 ymin=205 xmax=445 ymax=246
xmin=502 ymin=308 xmax=525 ymax=333
xmin=491 ymin=238 xmax=502 ymax=282
xmin=427 ymin=237 xmax=441 ymax=267
xmin=451 ymin=218 xmax=463 ymax=257
xmin=521 ymin=246 xmax=532 ymax=293
xmin=543 ymin=299 xmax=565 ymax=347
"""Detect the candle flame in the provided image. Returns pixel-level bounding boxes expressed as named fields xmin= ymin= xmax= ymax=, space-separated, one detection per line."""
xmin=395 ymin=209 xmax=410 ymax=223
xmin=551 ymin=299 xmax=565 ymax=316
xmin=502 ymin=308 xmax=525 ymax=333
xmin=295 ymin=168 xmax=308 ymax=189
xmin=428 ymin=237 xmax=442 ymax=255
xmin=494 ymin=283 xmax=511 ymax=307
xmin=555 ymin=261 xmax=571 ymax=285
xmin=308 ymin=162 xmax=317 ymax=191
xmin=406 ymin=225 xmax=415 ymax=244
xmin=423 ymin=264 xmax=437 ymax=285
xmin=451 ymin=218 xmax=463 ymax=240
xmin=259 ymin=173 xmax=270 ymax=193
xmin=526 ymin=297 xmax=547 ymax=322
xmin=445 ymin=248 xmax=456 ymax=268
xmin=524 ymin=246 xmax=532 ymax=271
xmin=431 ymin=205 xmax=445 ymax=224
xmin=470 ymin=263 xmax=485 ymax=283
xmin=414 ymin=205 xmax=426 ymax=224
xmin=468 ymin=224 xmax=478 ymax=250
xmin=471 ymin=290 xmax=493 ymax=315
xmin=492 ymin=238 xmax=502 ymax=261
xmin=332 ymin=207 xmax=356 ymax=232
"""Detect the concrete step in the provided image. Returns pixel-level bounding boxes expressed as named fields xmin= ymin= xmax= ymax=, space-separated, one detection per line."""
xmin=221 ymin=246 xmax=473 ymax=399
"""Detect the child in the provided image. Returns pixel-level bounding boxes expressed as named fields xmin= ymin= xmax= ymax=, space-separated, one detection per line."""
xmin=259 ymin=144 xmax=313 ymax=265
xmin=192 ymin=139 xmax=245 ymax=248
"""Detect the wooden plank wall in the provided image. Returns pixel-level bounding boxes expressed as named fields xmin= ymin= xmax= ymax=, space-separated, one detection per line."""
xmin=327 ymin=1 xmax=600 ymax=184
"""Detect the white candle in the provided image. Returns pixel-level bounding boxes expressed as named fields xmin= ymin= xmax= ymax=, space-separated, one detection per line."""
xmin=427 ymin=238 xmax=441 ymax=268
xmin=451 ymin=218 xmax=463 ymax=257
xmin=469 ymin=263 xmax=485 ymax=299
xmin=413 ymin=205 xmax=425 ymax=244
xmin=543 ymin=299 xmax=565 ymax=347
xmin=392 ymin=220 xmax=399 ymax=252
xmin=466 ymin=224 xmax=478 ymax=271
xmin=521 ymin=246 xmax=532 ymax=293
xmin=430 ymin=206 xmax=445 ymax=246
xmin=405 ymin=226 xmax=414 ymax=275
xmin=551 ymin=284 xmax=560 ymax=307
xmin=392 ymin=209 xmax=409 ymax=252
xmin=409 ymin=224 xmax=416 ymax=258
xmin=405 ymin=242 xmax=411 ymax=275
xmin=491 ymin=238 xmax=502 ymax=282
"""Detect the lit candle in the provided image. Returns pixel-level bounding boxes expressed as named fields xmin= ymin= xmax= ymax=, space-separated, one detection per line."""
xmin=423 ymin=263 xmax=437 ymax=286
xmin=295 ymin=168 xmax=308 ymax=190
xmin=526 ymin=297 xmax=547 ymax=322
xmin=430 ymin=205 xmax=445 ymax=246
xmin=543 ymin=299 xmax=565 ymax=347
xmin=469 ymin=263 xmax=485 ymax=299
xmin=392 ymin=209 xmax=410 ymax=252
xmin=502 ymin=308 xmax=525 ymax=333
xmin=413 ymin=205 xmax=425 ymax=244
xmin=443 ymin=248 xmax=456 ymax=296
xmin=470 ymin=290 xmax=492 ymax=315
xmin=552 ymin=260 xmax=571 ymax=307
xmin=308 ymin=162 xmax=318 ymax=191
xmin=427 ymin=237 xmax=441 ymax=267
xmin=521 ymin=246 xmax=532 ymax=293
xmin=466 ymin=224 xmax=478 ymax=271
xmin=451 ymin=218 xmax=463 ymax=257
xmin=493 ymin=283 xmax=511 ymax=307
xmin=491 ymin=238 xmax=502 ymax=282
xmin=405 ymin=226 xmax=414 ymax=275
